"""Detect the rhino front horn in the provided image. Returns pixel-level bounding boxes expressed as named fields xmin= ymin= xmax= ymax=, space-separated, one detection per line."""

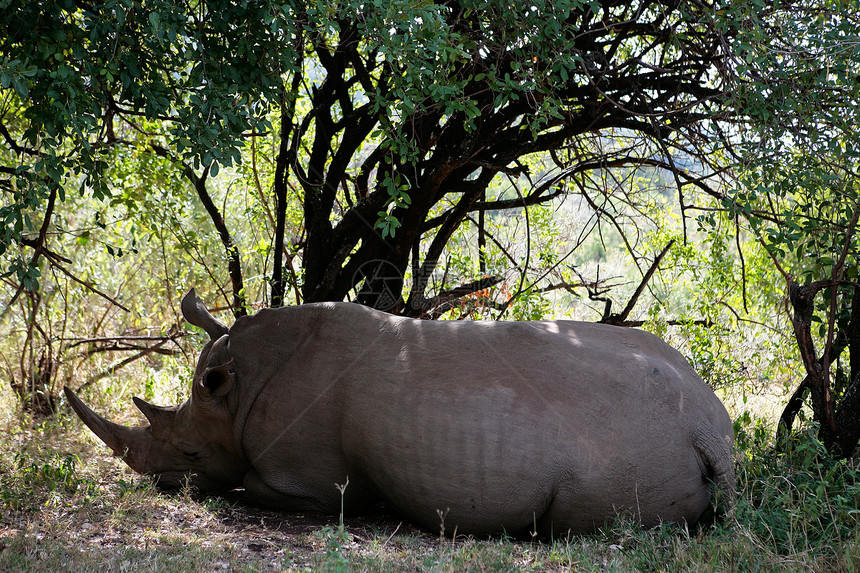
xmin=64 ymin=386 xmax=155 ymax=475
xmin=181 ymin=288 xmax=229 ymax=341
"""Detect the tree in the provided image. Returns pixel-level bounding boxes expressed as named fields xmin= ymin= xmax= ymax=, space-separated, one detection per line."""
xmin=1 ymin=0 xmax=736 ymax=318
xmin=718 ymin=0 xmax=860 ymax=458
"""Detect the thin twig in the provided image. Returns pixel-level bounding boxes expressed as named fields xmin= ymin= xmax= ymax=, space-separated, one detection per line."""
xmin=48 ymin=259 xmax=130 ymax=312
xmin=602 ymin=240 xmax=675 ymax=325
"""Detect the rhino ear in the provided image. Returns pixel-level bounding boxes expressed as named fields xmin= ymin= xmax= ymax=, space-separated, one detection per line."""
xmin=201 ymin=360 xmax=235 ymax=398
xmin=181 ymin=288 xmax=229 ymax=341
xmin=198 ymin=335 xmax=234 ymax=399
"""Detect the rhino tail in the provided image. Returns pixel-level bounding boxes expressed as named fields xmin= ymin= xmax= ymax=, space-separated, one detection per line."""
xmin=692 ymin=422 xmax=736 ymax=509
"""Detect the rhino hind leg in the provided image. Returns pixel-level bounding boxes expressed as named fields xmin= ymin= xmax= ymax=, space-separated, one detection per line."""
xmin=534 ymin=485 xmax=619 ymax=538
xmin=535 ymin=450 xmax=721 ymax=538
xmin=692 ymin=422 xmax=737 ymax=511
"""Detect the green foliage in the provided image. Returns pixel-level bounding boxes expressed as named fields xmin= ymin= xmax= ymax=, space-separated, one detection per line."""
xmin=507 ymin=287 xmax=553 ymax=322
xmin=0 ymin=450 xmax=94 ymax=511
xmin=714 ymin=0 xmax=860 ymax=456
xmin=721 ymin=0 xmax=860 ymax=284
xmin=0 ymin=0 xmax=289 ymax=286
xmin=735 ymin=422 xmax=860 ymax=556
xmin=314 ymin=525 xmax=352 ymax=573
xmin=2 ymin=0 xmax=738 ymax=317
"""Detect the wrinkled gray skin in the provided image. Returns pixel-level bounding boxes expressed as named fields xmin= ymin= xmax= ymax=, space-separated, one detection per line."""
xmin=66 ymin=289 xmax=735 ymax=537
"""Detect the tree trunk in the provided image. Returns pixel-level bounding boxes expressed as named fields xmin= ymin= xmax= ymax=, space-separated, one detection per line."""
xmin=779 ymin=281 xmax=860 ymax=459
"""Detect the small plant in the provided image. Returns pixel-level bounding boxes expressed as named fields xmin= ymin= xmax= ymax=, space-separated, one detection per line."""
xmin=312 ymin=478 xmax=352 ymax=573
xmin=314 ymin=524 xmax=351 ymax=573
xmin=436 ymin=507 xmax=449 ymax=542
xmin=0 ymin=450 xmax=94 ymax=511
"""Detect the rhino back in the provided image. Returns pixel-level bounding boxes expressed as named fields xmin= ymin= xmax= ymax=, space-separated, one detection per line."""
xmin=338 ymin=316 xmax=730 ymax=534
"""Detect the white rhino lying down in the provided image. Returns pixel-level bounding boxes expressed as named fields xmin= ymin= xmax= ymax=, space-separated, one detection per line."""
xmin=66 ymin=289 xmax=734 ymax=537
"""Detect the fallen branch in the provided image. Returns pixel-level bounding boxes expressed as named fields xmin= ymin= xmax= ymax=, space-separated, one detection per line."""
xmin=604 ymin=318 xmax=714 ymax=328
xmin=78 ymin=343 xmax=179 ymax=358
xmin=64 ymin=335 xmax=184 ymax=348
xmin=74 ymin=338 xmax=173 ymax=392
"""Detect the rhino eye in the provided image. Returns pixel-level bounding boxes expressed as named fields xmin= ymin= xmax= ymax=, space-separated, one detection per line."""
xmin=182 ymin=449 xmax=201 ymax=460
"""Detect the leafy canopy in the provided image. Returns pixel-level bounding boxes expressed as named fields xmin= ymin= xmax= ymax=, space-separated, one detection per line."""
xmin=2 ymin=0 xmax=732 ymax=316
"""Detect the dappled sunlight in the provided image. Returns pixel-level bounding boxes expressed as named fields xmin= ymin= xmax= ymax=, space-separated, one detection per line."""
xmin=719 ymin=384 xmax=791 ymax=426
xmin=0 ymin=381 xmax=858 ymax=571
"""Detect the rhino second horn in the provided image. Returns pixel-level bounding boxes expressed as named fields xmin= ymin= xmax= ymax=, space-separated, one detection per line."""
xmin=181 ymin=288 xmax=229 ymax=340
xmin=64 ymin=386 xmax=154 ymax=475
xmin=132 ymin=396 xmax=177 ymax=441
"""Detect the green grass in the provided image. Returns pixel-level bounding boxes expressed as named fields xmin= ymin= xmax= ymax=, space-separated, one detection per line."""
xmin=0 ymin=411 xmax=858 ymax=572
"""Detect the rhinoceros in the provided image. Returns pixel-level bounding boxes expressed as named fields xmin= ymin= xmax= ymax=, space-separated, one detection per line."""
xmin=65 ymin=289 xmax=734 ymax=537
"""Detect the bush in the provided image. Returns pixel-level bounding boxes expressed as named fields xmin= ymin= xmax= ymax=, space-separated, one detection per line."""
xmin=734 ymin=420 xmax=860 ymax=558
xmin=0 ymin=450 xmax=95 ymax=511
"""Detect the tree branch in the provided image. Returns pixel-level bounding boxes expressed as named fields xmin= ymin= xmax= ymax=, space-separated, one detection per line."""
xmin=406 ymin=276 xmax=503 ymax=318
xmin=9 ymin=184 xmax=60 ymax=307
xmin=601 ymin=240 xmax=675 ymax=325
xmin=151 ymin=144 xmax=246 ymax=316
xmin=47 ymin=258 xmax=130 ymax=312
xmin=74 ymin=338 xmax=173 ymax=392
